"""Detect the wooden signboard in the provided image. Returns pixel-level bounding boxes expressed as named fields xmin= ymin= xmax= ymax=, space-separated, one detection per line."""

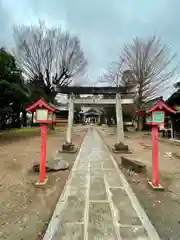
xmin=36 ymin=109 xmax=48 ymax=122
xmin=152 ymin=111 xmax=164 ymax=124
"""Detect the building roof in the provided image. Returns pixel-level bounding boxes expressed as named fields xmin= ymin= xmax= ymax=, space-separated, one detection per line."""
xmin=84 ymin=107 xmax=103 ymax=116
xmin=49 ymin=103 xmax=77 ymax=112
xmin=166 ymin=90 xmax=180 ymax=106
xmin=26 ymin=98 xmax=55 ymax=112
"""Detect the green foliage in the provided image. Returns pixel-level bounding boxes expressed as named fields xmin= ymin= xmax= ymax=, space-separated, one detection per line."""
xmin=0 ymin=48 xmax=29 ymax=128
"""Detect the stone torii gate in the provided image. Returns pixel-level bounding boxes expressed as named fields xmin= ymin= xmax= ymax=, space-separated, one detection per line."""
xmin=58 ymin=86 xmax=134 ymax=153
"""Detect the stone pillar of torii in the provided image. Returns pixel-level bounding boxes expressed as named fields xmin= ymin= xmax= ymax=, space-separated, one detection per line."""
xmin=60 ymin=93 xmax=132 ymax=153
xmin=114 ymin=93 xmax=130 ymax=153
xmin=66 ymin=94 xmax=74 ymax=144
xmin=116 ymin=93 xmax=124 ymax=142
xmin=60 ymin=94 xmax=77 ymax=153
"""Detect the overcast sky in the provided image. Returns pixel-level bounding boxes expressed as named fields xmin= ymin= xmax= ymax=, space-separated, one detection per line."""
xmin=0 ymin=0 xmax=180 ymax=97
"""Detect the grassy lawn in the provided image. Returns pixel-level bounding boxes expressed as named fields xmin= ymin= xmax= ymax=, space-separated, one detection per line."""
xmin=0 ymin=126 xmax=64 ymax=142
xmin=0 ymin=127 xmax=39 ymax=134
xmin=0 ymin=127 xmax=40 ymax=141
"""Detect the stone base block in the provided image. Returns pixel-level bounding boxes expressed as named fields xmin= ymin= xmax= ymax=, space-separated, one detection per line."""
xmin=121 ymin=156 xmax=147 ymax=174
xmin=59 ymin=142 xmax=78 ymax=153
xmin=34 ymin=178 xmax=48 ymax=188
xmin=148 ymin=181 xmax=164 ymax=191
xmin=112 ymin=142 xmax=132 ymax=154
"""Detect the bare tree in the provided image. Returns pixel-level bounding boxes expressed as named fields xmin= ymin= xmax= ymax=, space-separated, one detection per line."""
xmin=121 ymin=35 xmax=178 ymax=109
xmin=99 ymin=58 xmax=135 ymax=92
xmin=99 ymin=35 xmax=179 ymax=130
xmin=13 ymin=21 xmax=87 ymax=91
xmin=101 ymin=35 xmax=178 ymax=106
xmin=99 ymin=59 xmax=123 ymax=86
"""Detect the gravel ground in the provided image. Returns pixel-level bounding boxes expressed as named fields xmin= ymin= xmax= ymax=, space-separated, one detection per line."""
xmin=0 ymin=125 xmax=87 ymax=240
xmin=98 ymin=126 xmax=180 ymax=240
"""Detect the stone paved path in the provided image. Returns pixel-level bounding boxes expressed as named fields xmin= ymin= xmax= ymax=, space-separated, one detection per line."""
xmin=44 ymin=128 xmax=161 ymax=240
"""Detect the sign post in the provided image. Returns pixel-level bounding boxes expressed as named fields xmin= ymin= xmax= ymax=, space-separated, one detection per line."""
xmin=151 ymin=124 xmax=159 ymax=186
xmin=145 ymin=99 xmax=176 ymax=190
xmin=26 ymin=99 xmax=56 ymax=186
xmin=39 ymin=123 xmax=47 ymax=183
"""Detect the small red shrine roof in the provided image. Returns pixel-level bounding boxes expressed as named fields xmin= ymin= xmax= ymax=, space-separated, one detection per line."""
xmin=26 ymin=98 xmax=55 ymax=112
xmin=137 ymin=97 xmax=176 ymax=116
xmin=148 ymin=98 xmax=176 ymax=113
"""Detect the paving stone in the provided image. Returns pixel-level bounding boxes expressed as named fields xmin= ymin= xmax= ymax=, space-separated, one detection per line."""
xmin=53 ymin=223 xmax=84 ymax=240
xmin=88 ymin=202 xmax=117 ymax=239
xmin=68 ymin=187 xmax=86 ymax=201
xmin=110 ymin=188 xmax=142 ymax=225
xmin=101 ymin=160 xmax=115 ymax=169
xmin=90 ymin=163 xmax=102 ymax=169
xmin=75 ymin=162 xmax=89 ymax=171
xmin=59 ymin=196 xmax=85 ymax=223
xmin=104 ymin=169 xmax=123 ymax=187
xmin=90 ymin=176 xmax=108 ymax=200
xmin=69 ymin=172 xmax=88 ymax=187
xmin=120 ymin=225 xmax=148 ymax=239
xmin=90 ymin=169 xmax=103 ymax=176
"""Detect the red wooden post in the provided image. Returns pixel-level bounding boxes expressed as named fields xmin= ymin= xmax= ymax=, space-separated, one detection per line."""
xmin=137 ymin=98 xmax=176 ymax=190
xmin=39 ymin=124 xmax=47 ymax=183
xmin=25 ymin=98 xmax=56 ymax=186
xmin=152 ymin=125 xmax=159 ymax=186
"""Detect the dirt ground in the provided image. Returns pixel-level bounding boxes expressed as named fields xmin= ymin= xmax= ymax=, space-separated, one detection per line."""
xmin=0 ymin=125 xmax=87 ymax=240
xmin=98 ymin=126 xmax=180 ymax=240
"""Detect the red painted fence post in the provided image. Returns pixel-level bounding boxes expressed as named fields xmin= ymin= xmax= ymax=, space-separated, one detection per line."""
xmin=152 ymin=125 xmax=159 ymax=186
xmin=39 ymin=124 xmax=47 ymax=183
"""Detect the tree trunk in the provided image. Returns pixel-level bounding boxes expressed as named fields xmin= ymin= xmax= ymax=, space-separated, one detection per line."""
xmin=22 ymin=110 xmax=27 ymax=127
xmin=136 ymin=115 xmax=141 ymax=131
xmin=16 ymin=111 xmax=21 ymax=128
xmin=31 ymin=112 xmax=34 ymax=127
xmin=51 ymin=122 xmax=55 ymax=130
xmin=11 ymin=113 xmax=16 ymax=128
xmin=135 ymin=88 xmax=143 ymax=131
xmin=0 ymin=114 xmax=6 ymax=129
